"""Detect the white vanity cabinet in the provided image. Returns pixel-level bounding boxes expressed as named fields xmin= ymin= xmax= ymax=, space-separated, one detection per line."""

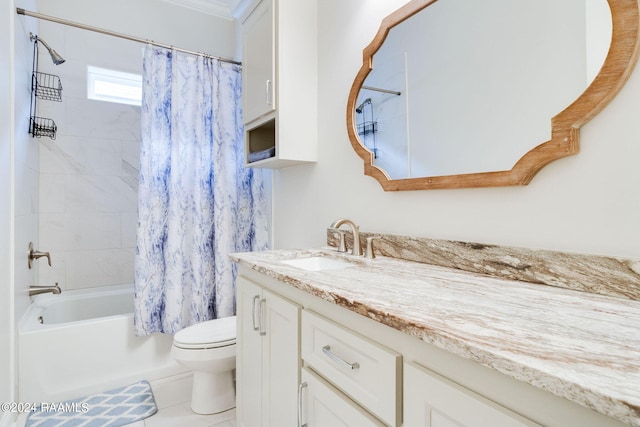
xmin=301 ymin=310 xmax=401 ymax=427
xmin=233 ymin=263 xmax=630 ymax=427
xmin=300 ymin=367 xmax=387 ymax=427
xmin=404 ymin=362 xmax=540 ymax=427
xmin=240 ymin=0 xmax=317 ymax=168
xmin=236 ymin=276 xmax=301 ymax=427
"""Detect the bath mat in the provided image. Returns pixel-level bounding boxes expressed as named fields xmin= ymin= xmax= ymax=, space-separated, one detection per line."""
xmin=25 ymin=380 xmax=157 ymax=427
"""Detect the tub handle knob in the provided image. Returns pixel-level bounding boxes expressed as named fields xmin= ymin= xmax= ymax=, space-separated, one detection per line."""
xmin=28 ymin=242 xmax=51 ymax=269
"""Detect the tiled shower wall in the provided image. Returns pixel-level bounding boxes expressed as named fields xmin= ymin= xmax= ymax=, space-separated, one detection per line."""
xmin=36 ymin=23 xmax=141 ymax=291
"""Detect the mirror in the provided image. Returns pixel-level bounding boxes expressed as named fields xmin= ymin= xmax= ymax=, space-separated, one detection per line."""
xmin=347 ymin=0 xmax=640 ymax=190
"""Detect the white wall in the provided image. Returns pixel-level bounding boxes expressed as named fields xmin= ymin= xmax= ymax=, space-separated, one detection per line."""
xmin=273 ymin=0 xmax=640 ymax=259
xmin=14 ymin=0 xmax=39 ymax=323
xmin=1 ymin=0 xmax=39 ymax=420
xmin=0 ymin=0 xmax=14 ymax=418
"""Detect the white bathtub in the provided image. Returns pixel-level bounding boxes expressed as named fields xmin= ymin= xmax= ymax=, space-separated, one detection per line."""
xmin=18 ymin=284 xmax=187 ymax=403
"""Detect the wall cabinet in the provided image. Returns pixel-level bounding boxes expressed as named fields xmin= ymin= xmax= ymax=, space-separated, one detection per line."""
xmin=242 ymin=0 xmax=274 ymax=124
xmin=236 ymin=276 xmax=300 ymax=427
xmin=241 ymin=0 xmax=317 ymax=168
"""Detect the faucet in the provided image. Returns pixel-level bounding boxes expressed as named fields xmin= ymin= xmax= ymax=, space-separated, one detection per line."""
xmin=29 ymin=283 xmax=61 ymax=297
xmin=330 ymin=218 xmax=362 ymax=256
xmin=28 ymin=242 xmax=51 ymax=269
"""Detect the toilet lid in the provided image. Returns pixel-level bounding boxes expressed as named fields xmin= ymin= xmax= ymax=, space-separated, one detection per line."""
xmin=174 ymin=315 xmax=236 ymax=349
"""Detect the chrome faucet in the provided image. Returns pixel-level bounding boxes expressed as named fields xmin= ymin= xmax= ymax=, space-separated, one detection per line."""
xmin=29 ymin=283 xmax=61 ymax=297
xmin=330 ymin=218 xmax=362 ymax=256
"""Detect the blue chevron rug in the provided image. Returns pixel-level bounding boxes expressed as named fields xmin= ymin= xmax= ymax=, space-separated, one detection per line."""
xmin=25 ymin=380 xmax=157 ymax=427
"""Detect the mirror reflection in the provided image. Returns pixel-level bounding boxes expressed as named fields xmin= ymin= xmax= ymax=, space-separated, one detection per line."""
xmin=354 ymin=0 xmax=611 ymax=179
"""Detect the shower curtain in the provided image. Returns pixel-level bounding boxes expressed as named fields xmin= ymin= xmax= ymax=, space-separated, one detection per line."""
xmin=134 ymin=45 xmax=268 ymax=336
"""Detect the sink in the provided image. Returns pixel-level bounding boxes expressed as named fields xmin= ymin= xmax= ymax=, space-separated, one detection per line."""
xmin=281 ymin=256 xmax=354 ymax=271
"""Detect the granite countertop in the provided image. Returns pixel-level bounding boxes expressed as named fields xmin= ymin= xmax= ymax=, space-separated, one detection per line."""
xmin=231 ymin=248 xmax=640 ymax=427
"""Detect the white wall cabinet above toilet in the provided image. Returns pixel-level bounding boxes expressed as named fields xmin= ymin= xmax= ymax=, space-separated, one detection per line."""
xmin=240 ymin=0 xmax=318 ymax=168
xmin=236 ymin=276 xmax=301 ymax=427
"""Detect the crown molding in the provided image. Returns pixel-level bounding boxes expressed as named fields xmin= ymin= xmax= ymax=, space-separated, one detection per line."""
xmin=160 ymin=0 xmax=233 ymax=20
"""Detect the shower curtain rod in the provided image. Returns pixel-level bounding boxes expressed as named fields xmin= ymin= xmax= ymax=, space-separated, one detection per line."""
xmin=362 ymin=85 xmax=402 ymax=96
xmin=16 ymin=8 xmax=242 ymax=66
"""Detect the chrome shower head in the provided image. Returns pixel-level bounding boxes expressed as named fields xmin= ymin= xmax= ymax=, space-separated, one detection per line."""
xmin=31 ymin=33 xmax=65 ymax=65
xmin=355 ymin=98 xmax=371 ymax=114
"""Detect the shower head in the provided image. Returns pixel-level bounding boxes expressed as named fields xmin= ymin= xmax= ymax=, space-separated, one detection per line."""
xmin=355 ymin=98 xmax=371 ymax=114
xmin=31 ymin=33 xmax=65 ymax=65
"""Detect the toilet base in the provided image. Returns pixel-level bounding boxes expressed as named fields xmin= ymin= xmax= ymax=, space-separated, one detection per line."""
xmin=190 ymin=369 xmax=236 ymax=415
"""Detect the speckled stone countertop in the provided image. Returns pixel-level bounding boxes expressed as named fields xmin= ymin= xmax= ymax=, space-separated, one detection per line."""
xmin=231 ymin=248 xmax=640 ymax=427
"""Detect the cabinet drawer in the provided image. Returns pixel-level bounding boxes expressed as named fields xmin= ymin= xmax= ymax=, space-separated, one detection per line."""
xmin=301 ymin=367 xmax=386 ymax=427
xmin=301 ymin=310 xmax=401 ymax=427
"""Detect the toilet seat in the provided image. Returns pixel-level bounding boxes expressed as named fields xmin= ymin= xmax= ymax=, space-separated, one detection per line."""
xmin=173 ymin=315 xmax=236 ymax=350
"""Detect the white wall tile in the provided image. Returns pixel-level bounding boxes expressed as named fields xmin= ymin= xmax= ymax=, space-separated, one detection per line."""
xmin=37 ymin=251 xmax=67 ymax=290
xmin=39 ymin=135 xmax=123 ymax=175
xmin=39 ymin=173 xmax=66 ymax=213
xmin=40 ymin=212 xmax=122 ymax=251
xmin=65 ymin=248 xmax=135 ymax=289
xmin=122 ymin=213 xmax=138 ymax=248
xmin=66 ymin=175 xmax=136 ymax=214
xmin=65 ymin=97 xmax=141 ymax=141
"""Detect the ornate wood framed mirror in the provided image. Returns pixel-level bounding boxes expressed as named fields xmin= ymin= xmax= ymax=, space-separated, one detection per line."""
xmin=346 ymin=0 xmax=640 ymax=190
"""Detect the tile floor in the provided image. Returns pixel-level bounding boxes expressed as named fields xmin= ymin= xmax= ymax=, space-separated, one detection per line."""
xmin=14 ymin=373 xmax=236 ymax=427
xmin=129 ymin=374 xmax=236 ymax=427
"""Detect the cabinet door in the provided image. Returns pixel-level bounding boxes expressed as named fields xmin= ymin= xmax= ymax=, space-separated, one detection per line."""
xmin=242 ymin=0 xmax=275 ymax=124
xmin=300 ymin=368 xmax=386 ymax=427
xmin=404 ymin=362 xmax=540 ymax=427
xmin=236 ymin=277 xmax=263 ymax=427
xmin=263 ymin=288 xmax=300 ymax=427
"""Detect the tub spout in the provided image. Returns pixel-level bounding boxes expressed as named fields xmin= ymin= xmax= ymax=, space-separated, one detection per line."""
xmin=29 ymin=283 xmax=61 ymax=297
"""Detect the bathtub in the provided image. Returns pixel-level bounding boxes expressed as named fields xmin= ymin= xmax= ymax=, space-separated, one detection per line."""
xmin=18 ymin=284 xmax=187 ymax=403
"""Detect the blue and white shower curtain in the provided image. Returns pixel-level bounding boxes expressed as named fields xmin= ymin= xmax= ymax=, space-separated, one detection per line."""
xmin=134 ymin=45 xmax=268 ymax=336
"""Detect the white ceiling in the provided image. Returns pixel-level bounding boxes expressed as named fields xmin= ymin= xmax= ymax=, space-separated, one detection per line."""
xmin=160 ymin=0 xmax=247 ymax=19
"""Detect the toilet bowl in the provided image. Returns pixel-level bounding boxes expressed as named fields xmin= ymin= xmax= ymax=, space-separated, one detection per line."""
xmin=172 ymin=315 xmax=237 ymax=415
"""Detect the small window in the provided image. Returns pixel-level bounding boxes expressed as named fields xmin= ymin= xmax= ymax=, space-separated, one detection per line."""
xmin=87 ymin=66 xmax=142 ymax=106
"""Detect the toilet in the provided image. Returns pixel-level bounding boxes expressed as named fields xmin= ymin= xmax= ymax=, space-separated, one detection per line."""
xmin=172 ymin=315 xmax=237 ymax=415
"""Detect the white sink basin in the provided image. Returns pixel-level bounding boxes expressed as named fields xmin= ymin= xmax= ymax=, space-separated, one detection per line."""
xmin=281 ymin=256 xmax=354 ymax=271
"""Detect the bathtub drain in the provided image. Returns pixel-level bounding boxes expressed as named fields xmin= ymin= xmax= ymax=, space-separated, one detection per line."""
xmin=37 ymin=316 xmax=43 ymax=324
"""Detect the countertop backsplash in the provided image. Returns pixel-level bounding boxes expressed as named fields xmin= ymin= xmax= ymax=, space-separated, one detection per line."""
xmin=327 ymin=229 xmax=640 ymax=301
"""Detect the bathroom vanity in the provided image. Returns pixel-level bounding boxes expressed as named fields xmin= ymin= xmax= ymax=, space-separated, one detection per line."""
xmin=231 ymin=242 xmax=640 ymax=427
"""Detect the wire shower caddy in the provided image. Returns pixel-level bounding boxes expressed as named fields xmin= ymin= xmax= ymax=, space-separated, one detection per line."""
xmin=29 ymin=34 xmax=62 ymax=139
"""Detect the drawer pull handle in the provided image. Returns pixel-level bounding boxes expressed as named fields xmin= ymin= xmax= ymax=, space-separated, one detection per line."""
xmin=259 ymin=298 xmax=267 ymax=336
xmin=322 ymin=345 xmax=360 ymax=370
xmin=252 ymin=295 xmax=260 ymax=332
xmin=298 ymin=382 xmax=307 ymax=427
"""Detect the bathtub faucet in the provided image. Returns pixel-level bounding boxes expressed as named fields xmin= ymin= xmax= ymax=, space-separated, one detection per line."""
xmin=29 ymin=283 xmax=61 ymax=297
xmin=28 ymin=242 xmax=51 ymax=269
